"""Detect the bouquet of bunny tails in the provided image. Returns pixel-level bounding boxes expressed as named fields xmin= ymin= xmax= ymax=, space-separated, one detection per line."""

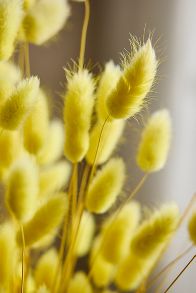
xmin=0 ymin=0 xmax=195 ymax=293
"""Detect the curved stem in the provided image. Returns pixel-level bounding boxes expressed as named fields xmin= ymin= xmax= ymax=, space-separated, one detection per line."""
xmin=20 ymin=224 xmax=25 ymax=293
xmin=79 ymin=0 xmax=90 ymax=69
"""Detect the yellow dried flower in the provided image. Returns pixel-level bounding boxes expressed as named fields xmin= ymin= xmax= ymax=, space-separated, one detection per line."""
xmin=96 ymin=61 xmax=121 ymax=121
xmin=136 ymin=109 xmax=171 ymax=172
xmin=86 ymin=120 xmax=125 ymax=165
xmin=23 ymin=89 xmax=49 ymax=154
xmin=188 ymin=211 xmax=196 ymax=245
xmin=17 ymin=195 xmax=67 ymax=247
xmin=64 ymin=69 xmax=95 ymax=162
xmin=101 ymin=202 xmax=140 ymax=264
xmin=22 ymin=0 xmax=70 ymax=45
xmin=39 ymin=161 xmax=70 ymax=198
xmin=75 ymin=211 xmax=95 ymax=257
xmin=23 ymin=0 xmax=36 ymax=11
xmin=106 ymin=39 xmax=157 ymax=119
xmin=116 ymin=203 xmax=179 ymax=290
xmin=6 ymin=156 xmax=39 ymax=222
xmin=68 ymin=272 xmax=93 ymax=293
xmin=35 ymin=248 xmax=58 ymax=290
xmin=0 ymin=0 xmax=23 ymax=60
xmin=0 ymin=76 xmax=40 ymax=130
xmin=86 ymin=158 xmax=125 ymax=213
xmin=37 ymin=119 xmax=64 ymax=166
xmin=0 ymin=223 xmax=16 ymax=289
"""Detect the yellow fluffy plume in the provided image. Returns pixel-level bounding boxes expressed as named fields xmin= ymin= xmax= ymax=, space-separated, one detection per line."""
xmin=0 ymin=0 xmax=23 ymax=60
xmin=86 ymin=120 xmax=125 ymax=165
xmin=17 ymin=195 xmax=67 ymax=247
xmin=68 ymin=272 xmax=92 ymax=293
xmin=22 ymin=0 xmax=70 ymax=45
xmin=85 ymin=158 xmax=125 ymax=213
xmin=137 ymin=109 xmax=171 ymax=172
xmin=0 ymin=76 xmax=40 ymax=130
xmin=64 ymin=69 xmax=95 ymax=162
xmin=106 ymin=39 xmax=157 ymax=119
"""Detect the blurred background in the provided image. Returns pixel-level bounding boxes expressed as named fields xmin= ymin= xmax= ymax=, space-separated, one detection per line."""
xmin=29 ymin=0 xmax=196 ymax=292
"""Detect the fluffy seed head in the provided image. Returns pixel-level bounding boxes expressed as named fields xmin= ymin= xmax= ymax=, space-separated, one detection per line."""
xmin=188 ymin=211 xmax=196 ymax=245
xmin=106 ymin=39 xmax=157 ymax=119
xmin=17 ymin=195 xmax=67 ymax=247
xmin=68 ymin=272 xmax=93 ymax=293
xmin=136 ymin=109 xmax=171 ymax=172
xmin=22 ymin=0 xmax=70 ymax=45
xmin=75 ymin=211 xmax=95 ymax=257
xmin=64 ymin=69 xmax=95 ymax=162
xmin=23 ymin=89 xmax=49 ymax=154
xmin=101 ymin=202 xmax=140 ymax=263
xmin=86 ymin=158 xmax=125 ymax=213
xmin=96 ymin=61 xmax=121 ymax=121
xmin=0 ymin=0 xmax=23 ymax=60
xmin=86 ymin=120 xmax=125 ymax=165
xmin=6 ymin=156 xmax=39 ymax=222
xmin=37 ymin=119 xmax=64 ymax=166
xmin=35 ymin=249 xmax=58 ymax=290
xmin=0 ymin=76 xmax=40 ymax=130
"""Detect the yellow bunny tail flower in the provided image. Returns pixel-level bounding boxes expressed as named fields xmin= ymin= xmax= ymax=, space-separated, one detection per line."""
xmin=23 ymin=0 xmax=36 ymax=11
xmin=0 ymin=0 xmax=23 ymax=61
xmin=0 ymin=223 xmax=17 ymax=290
xmin=39 ymin=161 xmax=71 ymax=199
xmin=68 ymin=272 xmax=93 ymax=293
xmin=17 ymin=195 xmax=67 ymax=247
xmin=6 ymin=156 xmax=39 ymax=222
xmin=136 ymin=109 xmax=171 ymax=172
xmin=116 ymin=203 xmax=179 ymax=291
xmin=85 ymin=158 xmax=125 ymax=213
xmin=23 ymin=0 xmax=70 ymax=45
xmin=106 ymin=39 xmax=157 ymax=119
xmin=0 ymin=61 xmax=21 ymax=103
xmin=0 ymin=129 xmax=21 ymax=169
xmin=37 ymin=119 xmax=64 ymax=166
xmin=86 ymin=120 xmax=125 ymax=165
xmin=35 ymin=248 xmax=59 ymax=290
xmin=23 ymin=89 xmax=49 ymax=155
xmin=96 ymin=61 xmax=121 ymax=121
xmin=101 ymin=202 xmax=140 ymax=264
xmin=64 ymin=69 xmax=95 ymax=162
xmin=0 ymin=76 xmax=40 ymax=130
xmin=75 ymin=211 xmax=95 ymax=257
xmin=188 ymin=211 xmax=196 ymax=245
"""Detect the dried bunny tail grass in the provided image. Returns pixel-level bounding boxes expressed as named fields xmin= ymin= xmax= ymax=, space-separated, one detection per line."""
xmin=0 ymin=0 xmax=23 ymax=60
xmin=115 ymin=203 xmax=180 ymax=291
xmin=23 ymin=0 xmax=36 ymax=11
xmin=23 ymin=89 xmax=49 ymax=154
xmin=75 ymin=211 xmax=95 ymax=257
xmin=17 ymin=194 xmax=67 ymax=247
xmin=101 ymin=202 xmax=141 ymax=264
xmin=35 ymin=248 xmax=59 ymax=290
xmin=0 ymin=129 xmax=21 ymax=169
xmin=86 ymin=119 xmax=125 ymax=165
xmin=106 ymin=39 xmax=157 ymax=119
xmin=39 ymin=161 xmax=71 ymax=198
xmin=0 ymin=222 xmax=17 ymax=289
xmin=0 ymin=62 xmax=21 ymax=102
xmin=188 ymin=211 xmax=196 ymax=245
xmin=22 ymin=0 xmax=70 ymax=45
xmin=85 ymin=158 xmax=126 ymax=213
xmin=67 ymin=271 xmax=93 ymax=293
xmin=6 ymin=156 xmax=39 ymax=222
xmin=37 ymin=119 xmax=64 ymax=166
xmin=64 ymin=69 xmax=95 ymax=162
xmin=131 ymin=203 xmax=179 ymax=258
xmin=0 ymin=76 xmax=40 ymax=130
xmin=90 ymin=236 xmax=116 ymax=287
xmin=96 ymin=61 xmax=121 ymax=121
xmin=136 ymin=109 xmax=171 ymax=172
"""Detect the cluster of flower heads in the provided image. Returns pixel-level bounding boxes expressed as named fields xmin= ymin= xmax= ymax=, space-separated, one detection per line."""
xmin=0 ymin=1 xmax=195 ymax=293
